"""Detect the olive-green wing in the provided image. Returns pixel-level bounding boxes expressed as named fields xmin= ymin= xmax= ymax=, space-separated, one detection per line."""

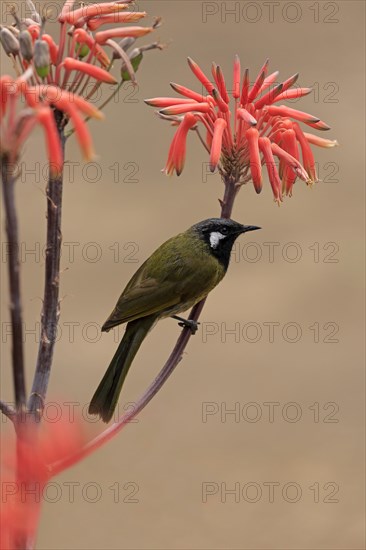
xmin=102 ymin=277 xmax=181 ymax=331
xmin=102 ymin=232 xmax=224 ymax=332
xmin=102 ymin=236 xmax=186 ymax=331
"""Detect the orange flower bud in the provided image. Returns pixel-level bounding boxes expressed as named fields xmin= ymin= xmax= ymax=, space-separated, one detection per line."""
xmin=210 ymin=118 xmax=227 ymax=172
xmin=95 ymin=26 xmax=153 ymax=44
xmin=63 ymin=57 xmax=117 ymax=84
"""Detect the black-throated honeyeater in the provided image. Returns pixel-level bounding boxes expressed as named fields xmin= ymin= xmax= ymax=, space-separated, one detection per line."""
xmin=89 ymin=218 xmax=260 ymax=422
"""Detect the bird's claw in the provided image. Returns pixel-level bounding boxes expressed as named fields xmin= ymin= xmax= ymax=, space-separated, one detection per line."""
xmin=178 ymin=319 xmax=200 ymax=335
xmin=172 ymin=315 xmax=200 ymax=334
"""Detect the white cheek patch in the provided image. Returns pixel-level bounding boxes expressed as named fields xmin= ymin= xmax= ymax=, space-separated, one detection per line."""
xmin=209 ymin=231 xmax=226 ymax=249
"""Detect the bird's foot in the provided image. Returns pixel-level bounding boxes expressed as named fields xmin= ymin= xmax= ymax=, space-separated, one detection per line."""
xmin=172 ymin=315 xmax=200 ymax=335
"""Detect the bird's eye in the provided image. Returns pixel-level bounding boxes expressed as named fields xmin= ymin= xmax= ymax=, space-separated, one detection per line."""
xmin=221 ymin=227 xmax=228 ymax=235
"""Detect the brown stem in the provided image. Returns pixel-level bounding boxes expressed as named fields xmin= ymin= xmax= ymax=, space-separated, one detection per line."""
xmin=1 ymin=157 xmax=37 ymax=549
xmin=1 ymin=156 xmax=26 ymax=411
xmin=51 ymin=299 xmax=206 ymax=475
xmin=221 ymin=176 xmax=240 ymax=218
xmin=50 ymin=174 xmax=239 ymax=475
xmin=27 ymin=110 xmax=66 ymax=416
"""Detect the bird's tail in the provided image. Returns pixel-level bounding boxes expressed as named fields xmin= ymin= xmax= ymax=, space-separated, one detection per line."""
xmin=89 ymin=315 xmax=157 ymax=423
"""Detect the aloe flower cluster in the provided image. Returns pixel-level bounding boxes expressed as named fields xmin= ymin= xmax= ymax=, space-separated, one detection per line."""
xmin=0 ymin=0 xmax=161 ymax=172
xmin=146 ymin=56 xmax=338 ymax=203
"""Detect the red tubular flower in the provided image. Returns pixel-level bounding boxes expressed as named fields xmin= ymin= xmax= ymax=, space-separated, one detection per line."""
xmin=259 ymin=137 xmax=282 ymax=204
xmin=59 ymin=0 xmax=77 ymax=23
xmin=60 ymin=102 xmax=95 ymax=160
xmin=187 ymin=57 xmax=215 ymax=94
xmin=280 ymin=129 xmax=299 ymax=196
xmin=95 ymin=26 xmax=153 ymax=44
xmin=61 ymin=2 xmax=129 ymax=25
xmin=164 ymin=113 xmax=197 ymax=176
xmin=146 ymin=56 xmax=337 ymax=203
xmin=304 ymin=133 xmax=339 ymax=148
xmin=72 ymin=27 xmax=95 ymax=50
xmin=267 ymin=105 xmax=330 ymax=130
xmin=237 ymin=108 xmax=257 ymax=126
xmin=246 ymin=127 xmax=262 ymax=193
xmin=87 ymin=11 xmax=147 ymax=31
xmin=170 ymin=82 xmax=206 ymax=102
xmin=0 ymin=75 xmax=15 ymax=119
xmin=27 ymin=25 xmax=40 ymax=40
xmin=1 ymin=0 xmax=160 ymax=171
xmin=36 ymin=107 xmax=63 ymax=175
xmin=232 ymin=54 xmax=241 ymax=99
xmin=145 ymin=97 xmax=197 ymax=108
xmin=210 ymin=118 xmax=227 ymax=172
xmin=42 ymin=34 xmax=59 ymax=65
xmin=62 ymin=57 xmax=117 ymax=83
xmin=36 ymin=85 xmax=104 ymax=119
xmin=260 ymin=71 xmax=279 ymax=93
xmin=248 ymin=59 xmax=269 ymax=103
xmin=275 ymin=88 xmax=312 ymax=101
xmin=240 ymin=68 xmax=250 ymax=105
xmin=0 ymin=75 xmax=103 ymax=172
xmin=293 ymin=122 xmax=317 ymax=184
xmin=214 ymin=64 xmax=229 ymax=103
xmin=271 ymin=143 xmax=309 ymax=182
xmin=160 ymin=102 xmax=210 ymax=116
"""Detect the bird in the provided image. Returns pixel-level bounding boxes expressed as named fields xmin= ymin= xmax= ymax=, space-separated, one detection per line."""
xmin=89 ymin=218 xmax=260 ymax=422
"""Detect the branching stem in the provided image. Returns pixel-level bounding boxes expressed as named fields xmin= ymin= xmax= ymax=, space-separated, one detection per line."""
xmin=27 ymin=110 xmax=66 ymax=417
xmin=1 ymin=156 xmax=26 ymax=411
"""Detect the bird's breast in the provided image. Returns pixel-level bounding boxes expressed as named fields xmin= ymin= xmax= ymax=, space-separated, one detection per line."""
xmin=160 ymin=244 xmax=226 ymax=318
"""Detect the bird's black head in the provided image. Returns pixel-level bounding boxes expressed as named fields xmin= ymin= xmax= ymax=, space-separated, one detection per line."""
xmin=191 ymin=218 xmax=261 ymax=270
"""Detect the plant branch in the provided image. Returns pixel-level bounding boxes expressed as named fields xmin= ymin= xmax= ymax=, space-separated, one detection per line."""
xmin=51 ymin=299 xmax=206 ymax=475
xmin=221 ymin=176 xmax=240 ymax=218
xmin=194 ymin=127 xmax=211 ymax=154
xmin=1 ymin=156 xmax=27 ymax=411
xmin=27 ymin=110 xmax=66 ymax=416
xmin=50 ymin=174 xmax=239 ymax=475
xmin=0 ymin=399 xmax=16 ymax=421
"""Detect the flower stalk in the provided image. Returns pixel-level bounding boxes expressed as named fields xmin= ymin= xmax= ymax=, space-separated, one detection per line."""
xmin=0 ymin=156 xmax=26 ymax=411
xmin=27 ymin=110 xmax=65 ymax=417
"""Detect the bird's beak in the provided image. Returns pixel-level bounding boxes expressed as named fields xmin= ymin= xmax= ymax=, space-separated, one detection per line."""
xmin=240 ymin=225 xmax=261 ymax=233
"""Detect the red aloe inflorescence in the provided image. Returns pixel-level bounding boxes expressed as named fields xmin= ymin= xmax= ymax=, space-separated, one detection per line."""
xmin=145 ymin=55 xmax=338 ymax=204
xmin=0 ymin=3 xmax=163 ymax=547
xmin=0 ymin=0 xmax=162 ymax=168
xmin=0 ymin=71 xmax=104 ymax=174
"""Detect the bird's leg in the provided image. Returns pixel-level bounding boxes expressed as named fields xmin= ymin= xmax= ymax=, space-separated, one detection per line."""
xmin=172 ymin=315 xmax=200 ymax=335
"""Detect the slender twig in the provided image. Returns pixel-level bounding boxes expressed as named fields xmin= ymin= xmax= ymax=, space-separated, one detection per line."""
xmin=50 ymin=175 xmax=239 ymax=475
xmin=194 ymin=127 xmax=211 ymax=154
xmin=50 ymin=299 xmax=206 ymax=475
xmin=1 ymin=156 xmax=26 ymax=411
xmin=27 ymin=110 xmax=66 ymax=416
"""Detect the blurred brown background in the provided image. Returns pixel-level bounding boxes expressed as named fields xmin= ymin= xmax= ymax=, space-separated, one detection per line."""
xmin=1 ymin=1 xmax=365 ymax=548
